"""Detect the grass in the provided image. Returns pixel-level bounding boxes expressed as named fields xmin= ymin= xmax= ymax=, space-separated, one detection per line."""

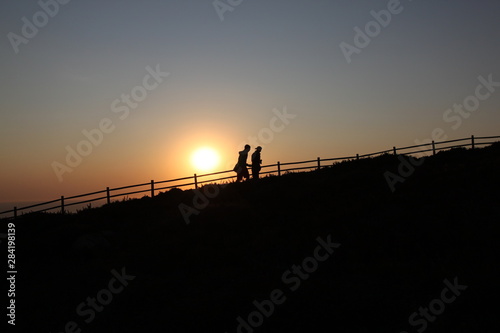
xmin=4 ymin=143 xmax=500 ymax=332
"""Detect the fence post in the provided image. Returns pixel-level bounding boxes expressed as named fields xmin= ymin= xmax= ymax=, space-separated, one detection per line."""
xmin=106 ymin=187 xmax=111 ymax=205
xmin=194 ymin=174 xmax=198 ymax=189
xmin=393 ymin=146 xmax=397 ymax=155
xmin=432 ymin=140 xmax=436 ymax=155
xmin=61 ymin=196 xmax=65 ymax=215
xmin=356 ymin=154 xmax=359 ymax=161
xmin=471 ymin=135 xmax=475 ymax=149
xmin=277 ymin=162 xmax=281 ymax=177
xmin=14 ymin=207 xmax=17 ymax=220
xmin=151 ymin=180 xmax=155 ymax=197
xmin=317 ymin=157 xmax=321 ymax=170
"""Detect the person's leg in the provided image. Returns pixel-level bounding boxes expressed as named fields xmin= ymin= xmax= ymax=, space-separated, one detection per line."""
xmin=243 ymin=168 xmax=249 ymax=181
xmin=252 ymin=167 xmax=259 ymax=179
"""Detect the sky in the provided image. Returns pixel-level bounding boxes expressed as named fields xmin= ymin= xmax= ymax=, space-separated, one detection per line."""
xmin=1 ymin=0 xmax=499 ymax=203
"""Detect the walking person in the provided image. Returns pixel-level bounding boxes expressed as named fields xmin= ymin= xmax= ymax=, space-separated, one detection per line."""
xmin=251 ymin=146 xmax=262 ymax=179
xmin=234 ymin=144 xmax=251 ymax=182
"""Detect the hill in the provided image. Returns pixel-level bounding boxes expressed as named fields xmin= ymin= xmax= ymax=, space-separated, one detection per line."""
xmin=3 ymin=143 xmax=500 ymax=332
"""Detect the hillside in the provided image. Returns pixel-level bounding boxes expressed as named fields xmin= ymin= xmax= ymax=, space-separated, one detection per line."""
xmin=4 ymin=143 xmax=500 ymax=333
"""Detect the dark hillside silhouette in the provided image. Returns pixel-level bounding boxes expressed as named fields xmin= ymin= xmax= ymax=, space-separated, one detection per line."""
xmin=3 ymin=143 xmax=500 ymax=332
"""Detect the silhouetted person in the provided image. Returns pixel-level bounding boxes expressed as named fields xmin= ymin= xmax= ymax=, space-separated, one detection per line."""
xmin=251 ymin=146 xmax=262 ymax=179
xmin=234 ymin=144 xmax=251 ymax=182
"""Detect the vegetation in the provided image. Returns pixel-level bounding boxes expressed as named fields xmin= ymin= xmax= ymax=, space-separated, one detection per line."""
xmin=5 ymin=143 xmax=499 ymax=332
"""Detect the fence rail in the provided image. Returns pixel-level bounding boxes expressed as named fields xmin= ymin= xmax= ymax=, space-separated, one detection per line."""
xmin=1 ymin=135 xmax=498 ymax=219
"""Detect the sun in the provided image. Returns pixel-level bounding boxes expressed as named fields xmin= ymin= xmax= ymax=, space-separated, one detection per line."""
xmin=191 ymin=147 xmax=220 ymax=173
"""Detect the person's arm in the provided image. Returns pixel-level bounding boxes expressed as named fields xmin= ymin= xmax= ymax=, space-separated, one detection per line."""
xmin=238 ymin=152 xmax=246 ymax=165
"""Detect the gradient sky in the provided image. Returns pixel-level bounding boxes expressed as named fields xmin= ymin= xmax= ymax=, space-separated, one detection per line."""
xmin=1 ymin=0 xmax=499 ymax=203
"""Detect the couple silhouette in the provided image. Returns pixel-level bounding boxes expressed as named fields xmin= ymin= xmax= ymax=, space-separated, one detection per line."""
xmin=233 ymin=145 xmax=262 ymax=182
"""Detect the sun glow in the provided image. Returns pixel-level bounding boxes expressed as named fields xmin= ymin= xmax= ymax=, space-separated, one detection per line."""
xmin=191 ymin=147 xmax=220 ymax=173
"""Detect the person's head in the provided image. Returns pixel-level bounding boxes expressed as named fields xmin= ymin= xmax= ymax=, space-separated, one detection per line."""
xmin=244 ymin=144 xmax=251 ymax=151
xmin=256 ymin=146 xmax=262 ymax=151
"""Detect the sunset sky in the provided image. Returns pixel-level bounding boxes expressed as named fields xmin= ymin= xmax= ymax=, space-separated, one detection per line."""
xmin=1 ymin=0 xmax=499 ymax=204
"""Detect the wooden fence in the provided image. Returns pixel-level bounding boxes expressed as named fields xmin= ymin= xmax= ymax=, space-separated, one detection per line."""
xmin=1 ymin=135 xmax=498 ymax=219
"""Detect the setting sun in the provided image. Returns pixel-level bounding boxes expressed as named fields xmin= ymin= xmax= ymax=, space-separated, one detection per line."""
xmin=191 ymin=147 xmax=220 ymax=173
